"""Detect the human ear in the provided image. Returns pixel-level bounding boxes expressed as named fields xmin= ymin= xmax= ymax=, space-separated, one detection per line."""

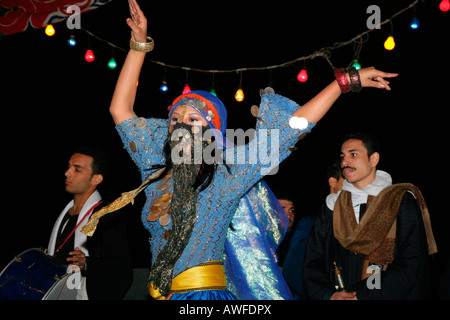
xmin=328 ymin=177 xmax=338 ymax=193
xmin=90 ymin=174 xmax=103 ymax=186
xmin=328 ymin=177 xmax=337 ymax=189
xmin=369 ymin=152 xmax=380 ymax=167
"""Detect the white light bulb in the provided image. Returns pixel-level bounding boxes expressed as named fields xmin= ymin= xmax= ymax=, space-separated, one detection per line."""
xmin=289 ymin=116 xmax=308 ymax=130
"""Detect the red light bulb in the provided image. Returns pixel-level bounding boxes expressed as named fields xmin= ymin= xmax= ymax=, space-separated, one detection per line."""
xmin=297 ymin=69 xmax=308 ymax=82
xmin=84 ymin=49 xmax=95 ymax=62
xmin=440 ymin=0 xmax=450 ymax=12
xmin=182 ymin=84 xmax=191 ymax=94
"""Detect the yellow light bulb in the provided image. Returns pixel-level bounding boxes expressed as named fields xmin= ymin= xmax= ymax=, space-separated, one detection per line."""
xmin=384 ymin=36 xmax=395 ymax=50
xmin=45 ymin=24 xmax=55 ymax=37
xmin=235 ymin=88 xmax=244 ymax=102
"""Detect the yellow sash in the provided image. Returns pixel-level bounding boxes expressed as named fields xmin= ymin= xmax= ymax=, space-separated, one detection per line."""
xmin=148 ymin=261 xmax=227 ymax=300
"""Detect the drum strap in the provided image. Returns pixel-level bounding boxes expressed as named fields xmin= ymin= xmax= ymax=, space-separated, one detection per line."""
xmin=56 ymin=201 xmax=104 ymax=253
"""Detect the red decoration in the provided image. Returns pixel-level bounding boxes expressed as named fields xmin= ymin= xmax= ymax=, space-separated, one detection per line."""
xmin=297 ymin=69 xmax=308 ymax=82
xmin=0 ymin=0 xmax=112 ymax=36
xmin=85 ymin=49 xmax=95 ymax=62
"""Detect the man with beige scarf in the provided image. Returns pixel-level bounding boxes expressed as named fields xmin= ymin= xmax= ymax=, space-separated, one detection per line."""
xmin=303 ymin=132 xmax=437 ymax=300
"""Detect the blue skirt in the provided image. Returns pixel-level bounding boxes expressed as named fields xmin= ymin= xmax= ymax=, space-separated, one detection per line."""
xmin=169 ymin=290 xmax=237 ymax=300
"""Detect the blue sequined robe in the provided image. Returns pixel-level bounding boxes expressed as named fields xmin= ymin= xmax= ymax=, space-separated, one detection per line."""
xmin=116 ymin=92 xmax=315 ymax=299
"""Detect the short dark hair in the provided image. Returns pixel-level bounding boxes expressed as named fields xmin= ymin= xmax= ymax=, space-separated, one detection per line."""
xmin=341 ymin=132 xmax=380 ymax=157
xmin=275 ymin=190 xmax=295 ymax=203
xmin=73 ymin=145 xmax=109 ymax=178
xmin=326 ymin=159 xmax=342 ymax=180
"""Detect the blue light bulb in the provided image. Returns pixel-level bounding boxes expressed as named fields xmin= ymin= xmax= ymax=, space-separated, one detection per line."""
xmin=160 ymin=81 xmax=169 ymax=92
xmin=410 ymin=17 xmax=420 ymax=29
xmin=68 ymin=35 xmax=77 ymax=47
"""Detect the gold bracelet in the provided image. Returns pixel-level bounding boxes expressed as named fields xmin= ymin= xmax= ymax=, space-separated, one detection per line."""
xmin=129 ymin=36 xmax=154 ymax=52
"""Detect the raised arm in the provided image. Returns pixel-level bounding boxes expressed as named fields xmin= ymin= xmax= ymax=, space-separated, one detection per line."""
xmin=110 ymin=0 xmax=148 ymax=125
xmin=293 ymin=67 xmax=398 ymax=123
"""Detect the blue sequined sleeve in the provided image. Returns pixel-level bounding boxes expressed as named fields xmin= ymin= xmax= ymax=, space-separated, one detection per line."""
xmin=115 ymin=117 xmax=168 ymax=178
xmin=224 ymin=92 xmax=316 ymax=195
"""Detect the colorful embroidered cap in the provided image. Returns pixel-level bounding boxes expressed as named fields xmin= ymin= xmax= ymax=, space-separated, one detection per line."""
xmin=168 ymin=90 xmax=227 ymax=135
xmin=168 ymin=90 xmax=233 ymax=148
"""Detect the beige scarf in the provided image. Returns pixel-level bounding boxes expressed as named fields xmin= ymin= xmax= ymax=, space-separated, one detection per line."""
xmin=333 ymin=183 xmax=438 ymax=278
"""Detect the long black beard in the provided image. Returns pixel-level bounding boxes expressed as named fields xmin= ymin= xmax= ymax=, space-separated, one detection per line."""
xmin=148 ymin=163 xmax=200 ymax=296
xmin=147 ymin=122 xmax=204 ymax=296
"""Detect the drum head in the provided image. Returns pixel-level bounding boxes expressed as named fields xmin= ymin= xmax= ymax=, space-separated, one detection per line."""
xmin=43 ymin=273 xmax=78 ymax=300
xmin=0 ymin=248 xmax=67 ymax=300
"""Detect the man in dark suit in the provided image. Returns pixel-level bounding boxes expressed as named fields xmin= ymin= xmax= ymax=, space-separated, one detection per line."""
xmin=48 ymin=146 xmax=132 ymax=299
xmin=303 ymin=133 xmax=437 ymax=300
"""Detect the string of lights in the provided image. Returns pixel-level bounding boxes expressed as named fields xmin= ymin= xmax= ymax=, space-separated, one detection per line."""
xmin=78 ymin=0 xmax=421 ymax=73
xmin=44 ymin=0 xmax=448 ymax=100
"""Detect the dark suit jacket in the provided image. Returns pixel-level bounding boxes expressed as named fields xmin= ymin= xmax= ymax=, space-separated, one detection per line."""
xmin=303 ymin=193 xmax=431 ymax=300
xmin=85 ymin=203 xmax=133 ymax=300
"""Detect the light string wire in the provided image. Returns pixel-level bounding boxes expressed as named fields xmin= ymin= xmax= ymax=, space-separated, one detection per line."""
xmin=81 ymin=0 xmax=419 ymax=73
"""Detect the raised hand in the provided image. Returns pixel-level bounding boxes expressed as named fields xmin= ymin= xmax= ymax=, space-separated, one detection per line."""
xmin=127 ymin=0 xmax=147 ymax=43
xmin=358 ymin=67 xmax=398 ymax=91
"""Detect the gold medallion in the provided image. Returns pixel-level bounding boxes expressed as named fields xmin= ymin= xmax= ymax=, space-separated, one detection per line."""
xmin=151 ymin=197 xmax=162 ymax=206
xmin=129 ymin=141 xmax=137 ymax=153
xmin=159 ymin=214 xmax=170 ymax=227
xmin=135 ymin=117 xmax=147 ymax=129
xmin=159 ymin=201 xmax=170 ymax=210
xmin=250 ymin=105 xmax=259 ymax=117
xmin=161 ymin=193 xmax=171 ymax=202
xmin=155 ymin=176 xmax=171 ymax=191
xmin=160 ymin=183 xmax=172 ymax=193
xmin=297 ymin=132 xmax=308 ymax=141
xmin=147 ymin=214 xmax=159 ymax=222
xmin=159 ymin=207 xmax=170 ymax=215
xmin=150 ymin=206 xmax=161 ymax=214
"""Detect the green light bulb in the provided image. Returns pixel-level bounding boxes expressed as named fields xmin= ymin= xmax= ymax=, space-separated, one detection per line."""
xmin=351 ymin=59 xmax=361 ymax=70
xmin=108 ymin=57 xmax=117 ymax=69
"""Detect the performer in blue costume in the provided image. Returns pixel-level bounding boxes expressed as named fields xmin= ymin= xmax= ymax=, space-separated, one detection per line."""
xmin=116 ymin=89 xmax=311 ymax=300
xmin=83 ymin=0 xmax=397 ymax=300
